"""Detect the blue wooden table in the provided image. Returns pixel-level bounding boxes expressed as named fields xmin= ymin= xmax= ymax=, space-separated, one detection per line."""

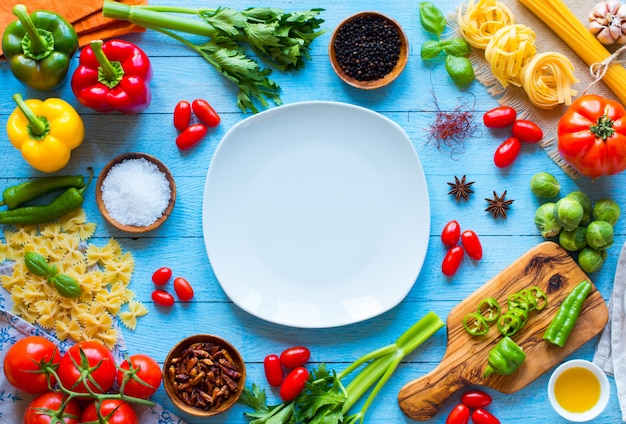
xmin=0 ymin=0 xmax=623 ymax=422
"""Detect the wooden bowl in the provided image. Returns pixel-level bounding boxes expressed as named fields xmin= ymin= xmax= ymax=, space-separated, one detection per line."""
xmin=163 ymin=334 xmax=246 ymax=418
xmin=329 ymin=11 xmax=409 ymax=89
xmin=95 ymin=152 xmax=176 ymax=233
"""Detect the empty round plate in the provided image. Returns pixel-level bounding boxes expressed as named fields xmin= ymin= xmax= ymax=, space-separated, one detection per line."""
xmin=202 ymin=101 xmax=429 ymax=328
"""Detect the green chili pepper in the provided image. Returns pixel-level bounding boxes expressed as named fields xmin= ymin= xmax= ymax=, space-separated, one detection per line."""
xmin=463 ymin=312 xmax=489 ymax=336
xmin=543 ymin=280 xmax=593 ymax=347
xmin=478 ymin=297 xmax=501 ymax=323
xmin=483 ymin=336 xmax=526 ymax=378
xmin=0 ymin=171 xmax=91 ymax=225
xmin=0 ymin=174 xmax=85 ymax=209
xmin=2 ymin=4 xmax=78 ymax=90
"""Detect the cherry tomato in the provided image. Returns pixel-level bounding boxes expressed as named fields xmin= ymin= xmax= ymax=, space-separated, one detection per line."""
xmin=176 ymin=123 xmax=208 ymax=150
xmin=3 ymin=336 xmax=60 ymax=394
xmin=461 ymin=390 xmax=492 ymax=408
xmin=151 ymin=267 xmax=172 ymax=286
xmin=57 ymin=341 xmax=116 ymax=396
xmin=192 ymin=99 xmax=221 ymax=127
xmin=441 ymin=220 xmax=461 ymax=248
xmin=173 ymin=100 xmax=191 ymax=130
xmin=24 ymin=391 xmax=81 ymax=424
xmin=117 ymin=354 xmax=163 ymax=399
xmin=512 ymin=119 xmax=543 ymax=143
xmin=471 ymin=408 xmax=500 ymax=424
xmin=279 ymin=367 xmax=309 ymax=401
xmin=280 ymin=346 xmax=311 ymax=369
xmin=152 ymin=289 xmax=175 ymax=307
xmin=174 ymin=277 xmax=194 ymax=301
xmin=494 ymin=137 xmax=521 ymax=168
xmin=483 ymin=106 xmax=517 ymax=128
xmin=461 ymin=230 xmax=482 ymax=260
xmin=81 ymin=399 xmax=138 ymax=424
xmin=442 ymin=245 xmax=464 ymax=276
xmin=446 ymin=403 xmax=470 ymax=424
xmin=264 ymin=354 xmax=284 ymax=387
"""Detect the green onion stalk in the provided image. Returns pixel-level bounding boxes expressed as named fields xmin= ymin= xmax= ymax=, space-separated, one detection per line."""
xmin=239 ymin=311 xmax=444 ymax=424
xmin=101 ymin=1 xmax=325 ymax=113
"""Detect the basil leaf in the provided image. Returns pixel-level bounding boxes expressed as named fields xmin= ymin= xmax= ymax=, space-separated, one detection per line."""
xmin=24 ymin=252 xmax=51 ymax=277
xmin=421 ymin=40 xmax=443 ymax=59
xmin=419 ymin=1 xmax=447 ymax=35
xmin=441 ymin=38 xmax=471 ymax=57
xmin=50 ymin=274 xmax=82 ymax=298
xmin=446 ymin=55 xmax=475 ymax=86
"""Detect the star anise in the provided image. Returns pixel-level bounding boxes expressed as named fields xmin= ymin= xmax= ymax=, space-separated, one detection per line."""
xmin=447 ymin=175 xmax=475 ymax=201
xmin=485 ymin=190 xmax=514 ymax=219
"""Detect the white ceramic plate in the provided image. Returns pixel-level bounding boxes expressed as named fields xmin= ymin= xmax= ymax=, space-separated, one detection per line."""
xmin=202 ymin=101 xmax=430 ymax=328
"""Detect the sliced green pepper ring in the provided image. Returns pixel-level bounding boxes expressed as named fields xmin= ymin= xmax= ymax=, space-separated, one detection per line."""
xmin=507 ymin=292 xmax=530 ymax=311
xmin=463 ymin=312 xmax=489 ymax=336
xmin=527 ymin=285 xmax=548 ymax=311
xmin=497 ymin=311 xmax=524 ymax=337
xmin=518 ymin=289 xmax=537 ymax=311
xmin=477 ymin=297 xmax=501 ymax=323
xmin=507 ymin=307 xmax=529 ymax=328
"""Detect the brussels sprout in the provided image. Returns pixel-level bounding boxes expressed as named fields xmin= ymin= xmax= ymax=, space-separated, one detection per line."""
xmin=530 ymin=172 xmax=560 ymax=198
xmin=535 ymin=202 xmax=562 ymax=238
xmin=585 ymin=220 xmax=614 ymax=250
xmin=592 ymin=198 xmax=621 ymax=226
xmin=578 ymin=247 xmax=608 ymax=273
xmin=554 ymin=197 xmax=584 ymax=231
xmin=559 ymin=227 xmax=587 ymax=251
xmin=566 ymin=191 xmax=592 ymax=226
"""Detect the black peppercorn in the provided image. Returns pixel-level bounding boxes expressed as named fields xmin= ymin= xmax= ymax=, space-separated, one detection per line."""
xmin=333 ymin=15 xmax=401 ymax=82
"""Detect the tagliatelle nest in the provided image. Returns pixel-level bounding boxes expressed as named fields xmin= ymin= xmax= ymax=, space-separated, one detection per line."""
xmin=458 ymin=0 xmax=516 ymax=49
xmin=0 ymin=209 xmax=147 ymax=348
xmin=485 ymin=24 xmax=537 ymax=88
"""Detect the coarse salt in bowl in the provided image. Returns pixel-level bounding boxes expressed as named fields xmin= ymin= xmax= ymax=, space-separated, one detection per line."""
xmin=96 ymin=152 xmax=176 ymax=233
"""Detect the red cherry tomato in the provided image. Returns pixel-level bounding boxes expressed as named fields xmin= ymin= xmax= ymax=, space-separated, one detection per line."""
xmin=442 ymin=245 xmax=464 ymax=276
xmin=494 ymin=137 xmax=521 ymax=168
xmin=173 ymin=100 xmax=191 ymax=131
xmin=512 ymin=119 xmax=543 ymax=143
xmin=441 ymin=220 xmax=461 ymax=248
xmin=461 ymin=230 xmax=482 ymax=260
xmin=151 ymin=267 xmax=172 ymax=286
xmin=264 ymin=354 xmax=284 ymax=387
xmin=471 ymin=408 xmax=500 ymax=424
xmin=3 ymin=336 xmax=60 ymax=394
xmin=117 ymin=354 xmax=163 ymax=399
xmin=176 ymin=123 xmax=208 ymax=150
xmin=24 ymin=391 xmax=81 ymax=424
xmin=152 ymin=289 xmax=175 ymax=307
xmin=446 ymin=403 xmax=470 ymax=424
xmin=57 ymin=341 xmax=116 ymax=396
xmin=280 ymin=346 xmax=311 ymax=369
xmin=279 ymin=367 xmax=309 ymax=401
xmin=173 ymin=277 xmax=194 ymax=301
xmin=192 ymin=99 xmax=221 ymax=127
xmin=483 ymin=106 xmax=517 ymax=128
xmin=81 ymin=399 xmax=138 ymax=424
xmin=461 ymin=390 xmax=492 ymax=408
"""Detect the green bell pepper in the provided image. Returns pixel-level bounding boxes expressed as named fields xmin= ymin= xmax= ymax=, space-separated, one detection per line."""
xmin=2 ymin=4 xmax=78 ymax=90
xmin=483 ymin=336 xmax=526 ymax=378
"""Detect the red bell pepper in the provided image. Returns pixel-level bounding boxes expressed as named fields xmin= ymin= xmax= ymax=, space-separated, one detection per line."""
xmin=71 ymin=39 xmax=152 ymax=113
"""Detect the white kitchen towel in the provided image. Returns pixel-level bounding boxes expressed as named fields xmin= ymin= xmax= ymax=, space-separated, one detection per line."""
xmin=593 ymin=241 xmax=626 ymax=421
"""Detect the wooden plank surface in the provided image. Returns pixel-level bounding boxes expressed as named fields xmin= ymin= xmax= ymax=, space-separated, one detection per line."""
xmin=0 ymin=0 xmax=624 ymax=423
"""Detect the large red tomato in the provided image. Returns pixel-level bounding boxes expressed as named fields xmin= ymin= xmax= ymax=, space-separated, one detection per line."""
xmin=24 ymin=391 xmax=81 ymax=424
xmin=57 ymin=341 xmax=116 ymax=395
xmin=116 ymin=354 xmax=162 ymax=399
xmin=3 ymin=336 xmax=60 ymax=394
xmin=80 ymin=399 xmax=138 ymax=424
xmin=558 ymin=94 xmax=626 ymax=178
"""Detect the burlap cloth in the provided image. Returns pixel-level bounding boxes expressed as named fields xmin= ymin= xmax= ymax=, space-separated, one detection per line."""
xmin=0 ymin=0 xmax=147 ymax=57
xmin=460 ymin=0 xmax=620 ymax=178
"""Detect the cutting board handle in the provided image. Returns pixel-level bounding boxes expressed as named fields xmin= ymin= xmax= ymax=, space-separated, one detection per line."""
xmin=398 ymin=359 xmax=473 ymax=421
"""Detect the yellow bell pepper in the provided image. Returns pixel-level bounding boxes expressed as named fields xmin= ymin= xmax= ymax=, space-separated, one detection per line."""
xmin=7 ymin=93 xmax=84 ymax=172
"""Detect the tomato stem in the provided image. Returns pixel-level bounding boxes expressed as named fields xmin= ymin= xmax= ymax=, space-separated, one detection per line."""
xmin=590 ymin=114 xmax=616 ymax=140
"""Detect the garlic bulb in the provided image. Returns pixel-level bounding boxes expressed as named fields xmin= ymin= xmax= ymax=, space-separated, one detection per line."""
xmin=588 ymin=0 xmax=626 ymax=44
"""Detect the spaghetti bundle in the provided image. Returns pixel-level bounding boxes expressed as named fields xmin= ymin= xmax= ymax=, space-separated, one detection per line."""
xmin=521 ymin=52 xmax=579 ymax=109
xmin=484 ymin=24 xmax=537 ymax=88
xmin=518 ymin=0 xmax=626 ymax=106
xmin=458 ymin=0 xmax=516 ymax=49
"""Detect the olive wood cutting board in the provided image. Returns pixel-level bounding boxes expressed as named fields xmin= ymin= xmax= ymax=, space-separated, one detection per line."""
xmin=398 ymin=241 xmax=609 ymax=421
